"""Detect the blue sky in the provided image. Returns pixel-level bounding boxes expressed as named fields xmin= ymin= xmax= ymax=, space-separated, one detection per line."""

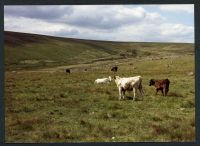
xmin=4 ymin=5 xmax=194 ymax=43
xmin=141 ymin=5 xmax=194 ymax=26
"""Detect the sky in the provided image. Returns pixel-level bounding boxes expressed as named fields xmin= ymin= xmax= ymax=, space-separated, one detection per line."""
xmin=4 ymin=5 xmax=194 ymax=43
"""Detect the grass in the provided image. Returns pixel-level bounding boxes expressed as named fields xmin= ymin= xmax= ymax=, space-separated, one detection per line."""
xmin=5 ymin=54 xmax=195 ymax=142
xmin=4 ymin=31 xmax=195 ymax=142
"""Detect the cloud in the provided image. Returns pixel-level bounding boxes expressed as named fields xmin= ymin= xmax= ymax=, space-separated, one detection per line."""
xmin=53 ymin=29 xmax=79 ymax=37
xmin=101 ymin=22 xmax=194 ymax=43
xmin=5 ymin=5 xmax=146 ymax=29
xmin=159 ymin=4 xmax=194 ymax=14
xmin=159 ymin=23 xmax=194 ymax=42
xmin=4 ymin=6 xmax=154 ymax=30
xmin=4 ymin=6 xmax=73 ymax=20
xmin=4 ymin=5 xmax=194 ymax=43
xmin=4 ymin=16 xmax=78 ymax=36
xmin=64 ymin=6 xmax=147 ymax=29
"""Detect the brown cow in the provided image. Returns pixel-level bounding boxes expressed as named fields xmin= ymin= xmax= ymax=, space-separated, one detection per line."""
xmin=149 ymin=79 xmax=170 ymax=96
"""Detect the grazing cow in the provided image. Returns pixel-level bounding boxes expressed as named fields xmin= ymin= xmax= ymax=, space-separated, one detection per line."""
xmin=66 ymin=69 xmax=70 ymax=74
xmin=114 ymin=76 xmax=144 ymax=101
xmin=94 ymin=76 xmax=112 ymax=84
xmin=149 ymin=79 xmax=170 ymax=96
xmin=111 ymin=66 xmax=118 ymax=72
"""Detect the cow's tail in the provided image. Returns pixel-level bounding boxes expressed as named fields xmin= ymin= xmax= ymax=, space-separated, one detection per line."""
xmin=166 ymin=79 xmax=170 ymax=86
xmin=165 ymin=79 xmax=170 ymax=94
xmin=139 ymin=76 xmax=144 ymax=96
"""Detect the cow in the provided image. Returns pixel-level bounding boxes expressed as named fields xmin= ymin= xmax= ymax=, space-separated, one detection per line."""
xmin=94 ymin=76 xmax=112 ymax=84
xmin=66 ymin=69 xmax=70 ymax=74
xmin=149 ymin=79 xmax=170 ymax=96
xmin=114 ymin=76 xmax=144 ymax=101
xmin=111 ymin=66 xmax=118 ymax=72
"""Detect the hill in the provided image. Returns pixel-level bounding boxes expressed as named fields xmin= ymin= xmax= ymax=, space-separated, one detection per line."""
xmin=4 ymin=31 xmax=194 ymax=70
xmin=5 ymin=31 xmax=195 ymax=142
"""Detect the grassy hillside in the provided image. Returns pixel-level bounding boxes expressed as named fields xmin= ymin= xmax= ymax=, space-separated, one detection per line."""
xmin=5 ymin=31 xmax=194 ymax=70
xmin=5 ymin=31 xmax=195 ymax=142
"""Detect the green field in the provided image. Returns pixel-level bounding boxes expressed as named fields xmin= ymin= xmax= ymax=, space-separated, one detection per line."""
xmin=5 ymin=31 xmax=195 ymax=142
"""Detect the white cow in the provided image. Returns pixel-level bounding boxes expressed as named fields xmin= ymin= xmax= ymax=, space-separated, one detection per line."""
xmin=114 ymin=76 xmax=144 ymax=101
xmin=94 ymin=76 xmax=112 ymax=84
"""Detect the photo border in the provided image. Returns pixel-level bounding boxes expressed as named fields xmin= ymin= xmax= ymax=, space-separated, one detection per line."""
xmin=1 ymin=0 xmax=199 ymax=146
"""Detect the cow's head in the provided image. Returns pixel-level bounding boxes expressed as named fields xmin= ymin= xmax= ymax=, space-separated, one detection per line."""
xmin=149 ymin=79 xmax=155 ymax=86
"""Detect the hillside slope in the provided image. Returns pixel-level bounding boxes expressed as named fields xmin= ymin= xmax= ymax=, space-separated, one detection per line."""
xmin=4 ymin=31 xmax=194 ymax=70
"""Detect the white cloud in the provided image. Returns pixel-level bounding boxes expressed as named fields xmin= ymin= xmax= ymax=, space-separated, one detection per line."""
xmin=4 ymin=5 xmax=194 ymax=43
xmin=104 ymin=22 xmax=193 ymax=43
xmin=159 ymin=4 xmax=194 ymax=14
xmin=161 ymin=24 xmax=193 ymax=36
xmin=55 ymin=6 xmax=148 ymax=29
xmin=4 ymin=16 xmax=79 ymax=36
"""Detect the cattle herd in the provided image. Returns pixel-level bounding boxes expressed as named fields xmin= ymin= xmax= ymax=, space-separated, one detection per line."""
xmin=66 ymin=66 xmax=170 ymax=100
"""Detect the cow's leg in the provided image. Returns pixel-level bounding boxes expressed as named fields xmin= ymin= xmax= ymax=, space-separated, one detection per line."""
xmin=135 ymin=88 xmax=138 ymax=98
xmin=165 ymin=87 xmax=169 ymax=96
xmin=155 ymin=89 xmax=159 ymax=95
xmin=133 ymin=88 xmax=136 ymax=101
xmin=161 ymin=89 xmax=164 ymax=96
xmin=139 ymin=86 xmax=143 ymax=96
xmin=164 ymin=87 xmax=169 ymax=96
xmin=118 ymin=88 xmax=122 ymax=100
xmin=139 ymin=87 xmax=144 ymax=100
xmin=141 ymin=88 xmax=145 ymax=96
xmin=122 ymin=90 xmax=125 ymax=100
xmin=139 ymin=83 xmax=143 ymax=95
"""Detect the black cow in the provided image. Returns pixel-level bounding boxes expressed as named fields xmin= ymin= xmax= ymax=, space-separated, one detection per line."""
xmin=111 ymin=66 xmax=118 ymax=72
xmin=66 ymin=69 xmax=70 ymax=74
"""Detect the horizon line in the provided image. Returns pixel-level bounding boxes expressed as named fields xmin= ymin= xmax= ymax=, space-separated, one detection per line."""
xmin=4 ymin=30 xmax=194 ymax=44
